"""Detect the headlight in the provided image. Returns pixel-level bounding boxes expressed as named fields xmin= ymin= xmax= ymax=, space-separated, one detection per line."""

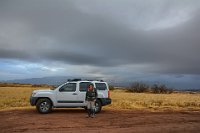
xmin=32 ymin=92 xmax=37 ymax=97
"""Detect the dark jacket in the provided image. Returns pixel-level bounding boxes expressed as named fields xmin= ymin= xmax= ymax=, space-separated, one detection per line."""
xmin=85 ymin=88 xmax=98 ymax=101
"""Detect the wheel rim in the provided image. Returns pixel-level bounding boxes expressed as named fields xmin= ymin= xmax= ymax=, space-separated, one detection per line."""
xmin=40 ymin=102 xmax=50 ymax=112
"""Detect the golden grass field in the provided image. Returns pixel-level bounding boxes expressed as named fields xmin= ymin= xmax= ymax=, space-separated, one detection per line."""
xmin=0 ymin=85 xmax=200 ymax=111
xmin=106 ymin=89 xmax=200 ymax=110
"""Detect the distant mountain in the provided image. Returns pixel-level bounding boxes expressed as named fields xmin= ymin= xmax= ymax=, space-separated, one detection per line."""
xmin=5 ymin=76 xmax=112 ymax=86
xmin=6 ymin=76 xmax=74 ymax=86
xmin=5 ymin=76 xmax=200 ymax=90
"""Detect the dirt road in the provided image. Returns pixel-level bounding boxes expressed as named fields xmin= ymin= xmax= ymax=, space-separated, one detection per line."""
xmin=1 ymin=109 xmax=200 ymax=133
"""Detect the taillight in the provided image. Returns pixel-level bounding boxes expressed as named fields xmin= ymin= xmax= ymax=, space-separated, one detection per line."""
xmin=108 ymin=89 xmax=110 ymax=98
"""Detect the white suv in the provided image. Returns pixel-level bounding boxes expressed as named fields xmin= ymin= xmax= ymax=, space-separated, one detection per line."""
xmin=30 ymin=80 xmax=111 ymax=114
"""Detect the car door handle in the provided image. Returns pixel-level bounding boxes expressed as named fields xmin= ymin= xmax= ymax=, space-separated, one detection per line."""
xmin=72 ymin=93 xmax=77 ymax=95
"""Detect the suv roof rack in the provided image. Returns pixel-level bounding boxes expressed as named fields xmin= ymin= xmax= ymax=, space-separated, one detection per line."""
xmin=67 ymin=79 xmax=82 ymax=82
xmin=67 ymin=79 xmax=104 ymax=82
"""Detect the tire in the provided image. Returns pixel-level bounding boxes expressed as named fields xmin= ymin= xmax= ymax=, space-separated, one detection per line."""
xmin=36 ymin=98 xmax=52 ymax=114
xmin=95 ymin=99 xmax=102 ymax=113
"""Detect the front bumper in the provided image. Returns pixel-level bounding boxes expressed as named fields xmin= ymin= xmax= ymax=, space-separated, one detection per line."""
xmin=30 ymin=96 xmax=38 ymax=106
xmin=101 ymin=98 xmax=112 ymax=106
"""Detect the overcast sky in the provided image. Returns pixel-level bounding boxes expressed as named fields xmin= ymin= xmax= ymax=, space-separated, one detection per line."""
xmin=0 ymin=0 xmax=200 ymax=88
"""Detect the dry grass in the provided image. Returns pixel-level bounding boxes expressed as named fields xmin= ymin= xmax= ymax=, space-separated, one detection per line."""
xmin=0 ymin=86 xmax=200 ymax=111
xmin=105 ymin=89 xmax=200 ymax=110
xmin=0 ymin=87 xmax=49 ymax=110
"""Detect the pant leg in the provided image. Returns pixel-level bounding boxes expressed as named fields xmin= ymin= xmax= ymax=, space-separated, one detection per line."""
xmin=86 ymin=101 xmax=91 ymax=109
xmin=86 ymin=101 xmax=92 ymax=116
xmin=91 ymin=101 xmax=95 ymax=115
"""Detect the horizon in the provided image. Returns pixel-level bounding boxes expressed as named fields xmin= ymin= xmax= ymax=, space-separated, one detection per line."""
xmin=1 ymin=75 xmax=199 ymax=90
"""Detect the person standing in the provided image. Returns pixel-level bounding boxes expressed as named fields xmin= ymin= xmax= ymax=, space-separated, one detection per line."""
xmin=85 ymin=83 xmax=98 ymax=118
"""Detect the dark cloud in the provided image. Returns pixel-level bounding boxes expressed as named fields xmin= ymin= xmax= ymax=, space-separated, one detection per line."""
xmin=0 ymin=0 xmax=200 ymax=77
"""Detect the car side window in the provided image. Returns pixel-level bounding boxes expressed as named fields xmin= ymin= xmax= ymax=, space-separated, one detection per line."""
xmin=95 ymin=83 xmax=107 ymax=90
xmin=79 ymin=82 xmax=91 ymax=92
xmin=59 ymin=83 xmax=76 ymax=92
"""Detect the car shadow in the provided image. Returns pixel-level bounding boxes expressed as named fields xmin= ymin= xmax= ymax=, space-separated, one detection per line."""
xmin=52 ymin=108 xmax=86 ymax=113
xmin=26 ymin=108 xmax=108 ymax=114
xmin=52 ymin=108 xmax=107 ymax=113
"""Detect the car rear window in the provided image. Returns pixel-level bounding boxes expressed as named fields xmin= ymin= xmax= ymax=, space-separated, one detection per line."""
xmin=79 ymin=82 xmax=91 ymax=92
xmin=95 ymin=83 xmax=107 ymax=90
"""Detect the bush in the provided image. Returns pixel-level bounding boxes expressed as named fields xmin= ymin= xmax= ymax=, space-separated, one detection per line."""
xmin=109 ymin=85 xmax=115 ymax=91
xmin=151 ymin=84 xmax=173 ymax=94
xmin=127 ymin=82 xmax=149 ymax=93
xmin=126 ymin=82 xmax=173 ymax=94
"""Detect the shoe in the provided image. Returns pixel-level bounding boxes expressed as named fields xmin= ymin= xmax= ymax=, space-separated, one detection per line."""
xmin=91 ymin=115 xmax=95 ymax=118
xmin=86 ymin=115 xmax=90 ymax=118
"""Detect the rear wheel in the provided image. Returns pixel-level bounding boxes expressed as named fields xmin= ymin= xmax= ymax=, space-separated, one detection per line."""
xmin=36 ymin=98 xmax=52 ymax=114
xmin=95 ymin=100 xmax=102 ymax=113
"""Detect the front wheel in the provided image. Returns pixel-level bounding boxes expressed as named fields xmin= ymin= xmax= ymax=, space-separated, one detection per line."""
xmin=95 ymin=100 xmax=102 ymax=113
xmin=36 ymin=98 xmax=52 ymax=114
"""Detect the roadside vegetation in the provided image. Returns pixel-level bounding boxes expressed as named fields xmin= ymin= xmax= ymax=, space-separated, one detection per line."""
xmin=126 ymin=82 xmax=173 ymax=94
xmin=0 ymin=83 xmax=200 ymax=111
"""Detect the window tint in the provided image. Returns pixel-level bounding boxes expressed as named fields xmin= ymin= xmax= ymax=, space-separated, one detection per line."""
xmin=95 ymin=83 xmax=107 ymax=90
xmin=59 ymin=83 xmax=76 ymax=92
xmin=79 ymin=82 xmax=91 ymax=92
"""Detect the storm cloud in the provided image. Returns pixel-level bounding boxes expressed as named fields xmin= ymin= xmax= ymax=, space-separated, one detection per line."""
xmin=0 ymin=0 xmax=200 ymax=88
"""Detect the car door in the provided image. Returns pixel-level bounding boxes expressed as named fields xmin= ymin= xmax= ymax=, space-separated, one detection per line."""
xmin=56 ymin=82 xmax=82 ymax=107
xmin=77 ymin=82 xmax=91 ymax=106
